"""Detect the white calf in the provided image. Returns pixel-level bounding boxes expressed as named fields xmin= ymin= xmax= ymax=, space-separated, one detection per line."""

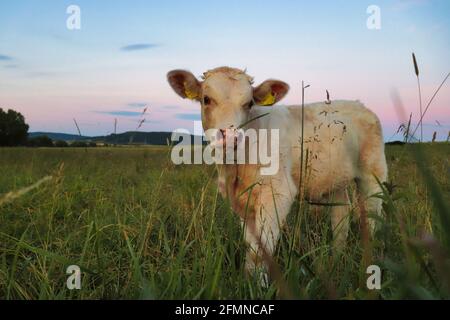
xmin=167 ymin=67 xmax=388 ymax=281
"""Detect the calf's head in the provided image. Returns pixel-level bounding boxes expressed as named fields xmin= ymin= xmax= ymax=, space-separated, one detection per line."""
xmin=167 ymin=67 xmax=289 ymax=144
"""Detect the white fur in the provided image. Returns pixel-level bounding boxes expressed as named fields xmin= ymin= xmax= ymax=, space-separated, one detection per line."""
xmin=218 ymin=100 xmax=387 ymax=277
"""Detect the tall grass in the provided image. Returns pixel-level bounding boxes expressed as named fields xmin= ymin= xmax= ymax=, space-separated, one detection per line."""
xmin=407 ymin=52 xmax=450 ymax=143
xmin=0 ymin=143 xmax=448 ymax=299
xmin=412 ymin=53 xmax=423 ymax=142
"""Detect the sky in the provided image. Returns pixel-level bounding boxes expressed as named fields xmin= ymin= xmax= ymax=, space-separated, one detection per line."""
xmin=0 ymin=0 xmax=449 ymax=141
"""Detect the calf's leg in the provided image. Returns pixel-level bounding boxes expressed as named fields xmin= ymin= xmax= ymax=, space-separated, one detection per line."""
xmin=357 ymin=124 xmax=388 ymax=236
xmin=330 ymin=189 xmax=351 ymax=249
xmin=242 ymin=173 xmax=296 ymax=286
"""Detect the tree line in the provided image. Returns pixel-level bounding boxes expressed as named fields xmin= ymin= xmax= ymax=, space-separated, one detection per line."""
xmin=0 ymin=108 xmax=98 ymax=147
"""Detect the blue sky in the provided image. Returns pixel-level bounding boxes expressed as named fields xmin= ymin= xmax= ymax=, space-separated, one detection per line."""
xmin=0 ymin=0 xmax=449 ymax=140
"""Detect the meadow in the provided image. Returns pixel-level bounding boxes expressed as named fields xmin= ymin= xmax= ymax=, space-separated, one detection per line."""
xmin=0 ymin=144 xmax=449 ymax=299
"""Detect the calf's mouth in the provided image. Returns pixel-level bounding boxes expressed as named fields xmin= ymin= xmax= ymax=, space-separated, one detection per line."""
xmin=214 ymin=128 xmax=244 ymax=151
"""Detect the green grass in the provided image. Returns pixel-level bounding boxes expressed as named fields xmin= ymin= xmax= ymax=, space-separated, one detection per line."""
xmin=0 ymin=144 xmax=449 ymax=299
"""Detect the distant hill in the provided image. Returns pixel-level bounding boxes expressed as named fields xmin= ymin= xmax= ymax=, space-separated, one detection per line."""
xmin=93 ymin=131 xmax=172 ymax=145
xmin=28 ymin=132 xmax=91 ymax=141
xmin=29 ymin=131 xmax=205 ymax=145
xmin=385 ymin=140 xmax=406 ymax=145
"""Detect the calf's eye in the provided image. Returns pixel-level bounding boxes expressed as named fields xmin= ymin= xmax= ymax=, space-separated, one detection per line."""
xmin=203 ymin=96 xmax=211 ymax=105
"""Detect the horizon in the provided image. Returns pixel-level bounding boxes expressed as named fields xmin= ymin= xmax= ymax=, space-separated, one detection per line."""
xmin=1 ymin=0 xmax=449 ymax=141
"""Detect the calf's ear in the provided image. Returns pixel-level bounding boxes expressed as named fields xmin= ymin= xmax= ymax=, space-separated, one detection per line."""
xmin=253 ymin=80 xmax=289 ymax=106
xmin=167 ymin=70 xmax=201 ymax=101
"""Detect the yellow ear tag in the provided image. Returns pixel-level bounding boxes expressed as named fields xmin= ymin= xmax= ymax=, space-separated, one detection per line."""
xmin=184 ymin=81 xmax=199 ymax=100
xmin=260 ymin=92 xmax=276 ymax=106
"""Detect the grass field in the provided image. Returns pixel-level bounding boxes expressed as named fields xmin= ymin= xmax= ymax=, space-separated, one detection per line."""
xmin=0 ymin=144 xmax=449 ymax=299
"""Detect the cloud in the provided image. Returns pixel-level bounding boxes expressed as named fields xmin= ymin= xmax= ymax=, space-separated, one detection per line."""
xmin=120 ymin=43 xmax=159 ymax=52
xmin=127 ymin=102 xmax=147 ymax=108
xmin=423 ymin=122 xmax=450 ymax=128
xmin=391 ymin=0 xmax=429 ymax=11
xmin=26 ymin=71 xmax=69 ymax=78
xmin=175 ymin=113 xmax=201 ymax=121
xmin=96 ymin=111 xmax=142 ymax=117
xmin=162 ymin=105 xmax=180 ymax=110
xmin=0 ymin=54 xmax=13 ymax=61
xmin=3 ymin=64 xmax=19 ymax=69
xmin=126 ymin=118 xmax=160 ymax=124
